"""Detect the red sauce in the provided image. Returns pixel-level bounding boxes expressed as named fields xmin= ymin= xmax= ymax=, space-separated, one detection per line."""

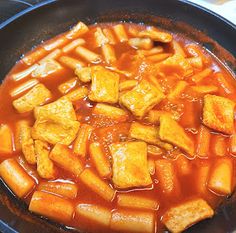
xmin=0 ymin=22 xmax=235 ymax=233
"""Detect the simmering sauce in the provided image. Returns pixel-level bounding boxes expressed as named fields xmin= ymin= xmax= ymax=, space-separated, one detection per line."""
xmin=0 ymin=22 xmax=236 ymax=233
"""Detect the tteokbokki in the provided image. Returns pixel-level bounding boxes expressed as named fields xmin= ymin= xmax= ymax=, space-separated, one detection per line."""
xmin=0 ymin=21 xmax=236 ymax=233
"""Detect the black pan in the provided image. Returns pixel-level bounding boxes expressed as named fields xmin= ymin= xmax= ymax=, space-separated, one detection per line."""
xmin=0 ymin=0 xmax=235 ymax=232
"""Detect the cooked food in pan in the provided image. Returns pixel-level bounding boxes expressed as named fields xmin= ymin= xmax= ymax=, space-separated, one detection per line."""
xmin=0 ymin=21 xmax=235 ymax=233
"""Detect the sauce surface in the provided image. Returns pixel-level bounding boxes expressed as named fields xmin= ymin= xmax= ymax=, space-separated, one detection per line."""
xmin=0 ymin=22 xmax=236 ymax=233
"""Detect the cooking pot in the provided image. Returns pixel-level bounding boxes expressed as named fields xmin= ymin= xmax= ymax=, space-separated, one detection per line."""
xmin=0 ymin=0 xmax=235 ymax=232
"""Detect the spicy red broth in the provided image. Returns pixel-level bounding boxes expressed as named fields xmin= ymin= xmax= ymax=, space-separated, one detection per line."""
xmin=0 ymin=22 xmax=235 ymax=233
